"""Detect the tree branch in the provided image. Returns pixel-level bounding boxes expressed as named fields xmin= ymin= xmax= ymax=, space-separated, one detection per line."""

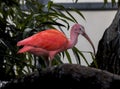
xmin=1 ymin=64 xmax=120 ymax=89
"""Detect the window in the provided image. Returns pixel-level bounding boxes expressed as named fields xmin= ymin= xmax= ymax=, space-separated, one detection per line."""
xmin=51 ymin=0 xmax=118 ymax=10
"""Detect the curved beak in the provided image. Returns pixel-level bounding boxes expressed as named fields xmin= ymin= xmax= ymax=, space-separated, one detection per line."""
xmin=81 ymin=32 xmax=96 ymax=55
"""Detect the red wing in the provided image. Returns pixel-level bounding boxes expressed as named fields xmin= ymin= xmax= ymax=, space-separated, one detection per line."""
xmin=17 ymin=29 xmax=68 ymax=51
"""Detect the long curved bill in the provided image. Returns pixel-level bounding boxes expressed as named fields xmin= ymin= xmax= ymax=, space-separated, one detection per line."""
xmin=82 ymin=32 xmax=96 ymax=55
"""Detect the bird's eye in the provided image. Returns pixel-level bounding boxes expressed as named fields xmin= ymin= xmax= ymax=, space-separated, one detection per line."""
xmin=80 ymin=26 xmax=85 ymax=32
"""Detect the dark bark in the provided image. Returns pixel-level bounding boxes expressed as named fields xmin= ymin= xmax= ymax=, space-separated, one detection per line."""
xmin=91 ymin=7 xmax=120 ymax=74
xmin=1 ymin=64 xmax=120 ymax=89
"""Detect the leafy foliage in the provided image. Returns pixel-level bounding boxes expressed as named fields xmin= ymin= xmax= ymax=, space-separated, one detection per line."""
xmin=104 ymin=0 xmax=119 ymax=6
xmin=0 ymin=0 xmax=95 ymax=80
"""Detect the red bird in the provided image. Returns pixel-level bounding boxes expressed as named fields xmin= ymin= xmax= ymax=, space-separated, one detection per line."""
xmin=17 ymin=24 xmax=95 ymax=66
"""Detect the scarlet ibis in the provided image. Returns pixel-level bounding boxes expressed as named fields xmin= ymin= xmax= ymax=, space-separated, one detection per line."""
xmin=17 ymin=24 xmax=95 ymax=66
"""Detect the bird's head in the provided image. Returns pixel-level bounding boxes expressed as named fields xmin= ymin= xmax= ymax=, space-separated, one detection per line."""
xmin=71 ymin=23 xmax=96 ymax=54
xmin=71 ymin=24 xmax=85 ymax=35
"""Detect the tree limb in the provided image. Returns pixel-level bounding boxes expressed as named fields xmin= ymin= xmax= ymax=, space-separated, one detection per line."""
xmin=1 ymin=64 xmax=120 ymax=89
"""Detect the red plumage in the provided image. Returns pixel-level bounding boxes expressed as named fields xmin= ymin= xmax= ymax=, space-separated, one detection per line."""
xmin=17 ymin=29 xmax=68 ymax=50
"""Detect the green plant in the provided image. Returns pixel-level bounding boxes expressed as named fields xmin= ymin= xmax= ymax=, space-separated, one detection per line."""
xmin=0 ymin=0 xmax=95 ymax=79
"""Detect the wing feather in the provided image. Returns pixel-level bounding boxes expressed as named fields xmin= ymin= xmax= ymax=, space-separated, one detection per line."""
xmin=17 ymin=29 xmax=69 ymax=51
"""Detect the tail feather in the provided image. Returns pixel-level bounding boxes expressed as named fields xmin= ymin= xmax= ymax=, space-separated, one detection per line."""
xmin=17 ymin=39 xmax=28 ymax=46
xmin=17 ymin=41 xmax=23 ymax=46
xmin=17 ymin=46 xmax=33 ymax=53
xmin=17 ymin=37 xmax=32 ymax=46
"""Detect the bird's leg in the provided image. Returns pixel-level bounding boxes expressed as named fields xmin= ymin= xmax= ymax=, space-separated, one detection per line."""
xmin=48 ymin=58 xmax=52 ymax=67
xmin=43 ymin=56 xmax=52 ymax=68
xmin=48 ymin=51 xmax=57 ymax=67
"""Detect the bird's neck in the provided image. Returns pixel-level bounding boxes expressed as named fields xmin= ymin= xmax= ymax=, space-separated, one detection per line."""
xmin=67 ymin=32 xmax=79 ymax=49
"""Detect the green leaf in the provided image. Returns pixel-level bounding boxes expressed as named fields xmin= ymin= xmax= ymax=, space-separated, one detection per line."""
xmin=23 ymin=28 xmax=33 ymax=38
xmin=64 ymin=8 xmax=78 ymax=23
xmin=64 ymin=50 xmax=72 ymax=64
xmin=72 ymin=49 xmax=81 ymax=64
xmin=54 ymin=54 xmax=64 ymax=65
xmin=0 ymin=39 xmax=9 ymax=48
xmin=89 ymin=52 xmax=98 ymax=68
xmin=47 ymin=1 xmax=53 ymax=10
xmin=50 ymin=5 xmax=77 ymax=22
xmin=40 ymin=21 xmax=66 ymax=27
xmin=72 ymin=47 xmax=90 ymax=66
xmin=71 ymin=8 xmax=86 ymax=20
xmin=57 ymin=5 xmax=78 ymax=23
